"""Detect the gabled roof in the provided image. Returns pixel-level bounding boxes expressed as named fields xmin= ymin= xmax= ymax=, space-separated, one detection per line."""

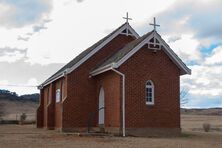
xmin=39 ymin=23 xmax=139 ymax=88
xmin=90 ymin=31 xmax=191 ymax=76
xmin=92 ymin=32 xmax=153 ymax=71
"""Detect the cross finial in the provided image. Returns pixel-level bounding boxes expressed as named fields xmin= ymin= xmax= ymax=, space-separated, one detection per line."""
xmin=123 ymin=12 xmax=132 ymax=23
xmin=149 ymin=17 xmax=160 ymax=31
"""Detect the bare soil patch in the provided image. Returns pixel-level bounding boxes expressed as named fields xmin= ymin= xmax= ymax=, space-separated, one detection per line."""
xmin=0 ymin=115 xmax=222 ymax=148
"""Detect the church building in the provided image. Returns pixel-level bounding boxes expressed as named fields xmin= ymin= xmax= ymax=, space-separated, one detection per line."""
xmin=37 ymin=16 xmax=191 ymax=136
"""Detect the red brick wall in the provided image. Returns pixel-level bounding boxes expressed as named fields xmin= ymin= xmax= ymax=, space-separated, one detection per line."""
xmin=36 ymin=89 xmax=44 ymax=128
xmin=38 ymin=35 xmax=181 ymax=131
xmin=46 ymin=84 xmax=55 ymax=129
xmin=40 ymin=83 xmax=55 ymax=129
xmin=39 ymin=77 xmax=66 ymax=129
xmin=119 ymin=45 xmax=181 ymax=128
xmin=62 ymin=34 xmax=135 ymax=129
xmin=95 ymin=71 xmax=121 ymax=128
xmin=43 ymin=86 xmax=49 ymax=127
xmin=54 ymin=79 xmax=63 ymax=129
xmin=62 ymin=76 xmax=67 ymax=100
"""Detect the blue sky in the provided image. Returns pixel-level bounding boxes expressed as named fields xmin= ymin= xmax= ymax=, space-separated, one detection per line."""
xmin=0 ymin=0 xmax=221 ymax=108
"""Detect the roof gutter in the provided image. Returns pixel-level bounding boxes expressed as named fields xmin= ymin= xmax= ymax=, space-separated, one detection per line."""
xmin=38 ymin=68 xmax=69 ymax=89
xmin=90 ymin=63 xmax=117 ymax=76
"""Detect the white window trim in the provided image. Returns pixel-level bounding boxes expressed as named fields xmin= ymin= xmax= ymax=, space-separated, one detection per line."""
xmin=146 ymin=80 xmax=154 ymax=105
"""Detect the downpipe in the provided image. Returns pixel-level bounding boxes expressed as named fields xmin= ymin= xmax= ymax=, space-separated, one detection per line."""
xmin=111 ymin=68 xmax=126 ymax=137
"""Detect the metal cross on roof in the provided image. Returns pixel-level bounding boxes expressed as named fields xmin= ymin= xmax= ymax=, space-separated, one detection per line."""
xmin=123 ymin=12 xmax=132 ymax=23
xmin=149 ymin=17 xmax=160 ymax=31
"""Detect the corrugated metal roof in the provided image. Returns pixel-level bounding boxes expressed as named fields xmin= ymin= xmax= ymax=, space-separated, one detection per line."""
xmin=40 ymin=23 xmax=128 ymax=86
xmin=92 ymin=31 xmax=153 ymax=70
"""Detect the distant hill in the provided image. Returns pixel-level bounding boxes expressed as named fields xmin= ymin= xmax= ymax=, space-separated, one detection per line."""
xmin=181 ymin=108 xmax=222 ymax=116
xmin=0 ymin=89 xmax=39 ymax=102
xmin=0 ymin=89 xmax=222 ymax=121
xmin=0 ymin=89 xmax=39 ymax=120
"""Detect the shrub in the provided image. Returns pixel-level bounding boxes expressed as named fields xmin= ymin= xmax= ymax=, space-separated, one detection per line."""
xmin=203 ymin=123 xmax=211 ymax=132
xmin=20 ymin=113 xmax=27 ymax=124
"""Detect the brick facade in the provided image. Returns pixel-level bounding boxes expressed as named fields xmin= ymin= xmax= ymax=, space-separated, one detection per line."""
xmin=119 ymin=45 xmax=180 ymax=129
xmin=95 ymin=71 xmax=121 ymax=128
xmin=36 ymin=89 xmax=44 ymax=128
xmin=37 ymin=34 xmax=134 ymax=132
xmin=62 ymin=35 xmax=134 ymax=130
xmin=37 ymin=28 xmax=184 ymax=136
xmin=54 ymin=79 xmax=63 ymax=129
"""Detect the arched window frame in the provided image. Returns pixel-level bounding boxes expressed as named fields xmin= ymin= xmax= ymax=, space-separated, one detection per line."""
xmin=145 ymin=80 xmax=154 ymax=105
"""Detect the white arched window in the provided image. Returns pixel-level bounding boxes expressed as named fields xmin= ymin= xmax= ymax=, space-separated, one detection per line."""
xmin=146 ymin=80 xmax=154 ymax=105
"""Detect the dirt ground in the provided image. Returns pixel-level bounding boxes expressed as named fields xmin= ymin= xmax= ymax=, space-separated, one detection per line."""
xmin=0 ymin=115 xmax=222 ymax=148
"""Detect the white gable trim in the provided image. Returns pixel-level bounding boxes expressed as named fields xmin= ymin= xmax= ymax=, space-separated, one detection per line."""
xmin=39 ymin=23 xmax=139 ymax=88
xmin=38 ymin=69 xmax=68 ymax=89
xmin=115 ymin=32 xmax=191 ymax=75
xmin=91 ymin=31 xmax=191 ymax=77
xmin=154 ymin=33 xmax=191 ymax=75
xmin=126 ymin=23 xmax=140 ymax=38
xmin=115 ymin=32 xmax=155 ymax=68
xmin=160 ymin=44 xmax=191 ymax=75
xmin=67 ymin=23 xmax=139 ymax=74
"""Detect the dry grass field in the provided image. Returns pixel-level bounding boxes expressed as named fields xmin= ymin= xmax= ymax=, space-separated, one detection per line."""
xmin=0 ymin=114 xmax=222 ymax=148
xmin=0 ymin=99 xmax=37 ymax=121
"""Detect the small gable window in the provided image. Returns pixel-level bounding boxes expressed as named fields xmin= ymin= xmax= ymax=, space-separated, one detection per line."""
xmin=146 ymin=80 xmax=154 ymax=105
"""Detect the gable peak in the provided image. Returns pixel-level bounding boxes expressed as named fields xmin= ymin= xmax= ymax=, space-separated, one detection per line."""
xmin=120 ymin=22 xmax=139 ymax=38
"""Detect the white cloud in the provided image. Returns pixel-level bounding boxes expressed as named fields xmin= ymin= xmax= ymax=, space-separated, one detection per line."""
xmin=190 ymin=89 xmax=222 ymax=96
xmin=165 ymin=34 xmax=202 ymax=63
xmin=0 ymin=80 xmax=9 ymax=86
xmin=76 ymin=0 xmax=85 ymax=3
xmin=0 ymin=0 xmax=221 ymax=109
xmin=181 ymin=59 xmax=222 ymax=97
xmin=27 ymin=78 xmax=38 ymax=86
xmin=0 ymin=78 xmax=38 ymax=95
xmin=20 ymin=0 xmax=175 ymax=65
xmin=167 ymin=35 xmax=181 ymax=43
xmin=0 ymin=47 xmax=27 ymax=62
xmin=153 ymin=0 xmax=222 ymax=40
xmin=0 ymin=0 xmax=52 ymax=28
xmin=205 ymin=46 xmax=222 ymax=65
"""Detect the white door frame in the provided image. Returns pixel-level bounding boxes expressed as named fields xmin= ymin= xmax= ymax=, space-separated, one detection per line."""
xmin=98 ymin=86 xmax=105 ymax=125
